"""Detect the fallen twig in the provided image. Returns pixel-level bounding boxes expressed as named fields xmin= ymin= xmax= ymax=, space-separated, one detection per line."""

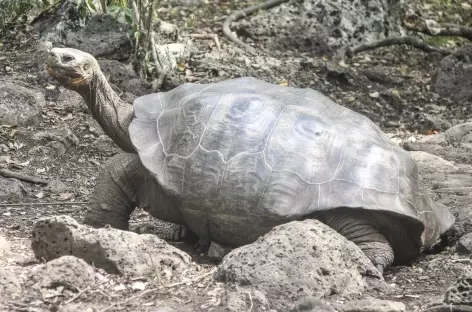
xmin=222 ymin=0 xmax=289 ymax=53
xmin=189 ymin=34 xmax=221 ymax=51
xmin=0 ymin=201 xmax=89 ymax=207
xmin=346 ymin=36 xmax=451 ymax=58
xmin=404 ymin=15 xmax=472 ymax=42
xmin=98 ymin=268 xmax=216 ymax=312
xmin=65 ymin=286 xmax=91 ymax=304
xmin=0 ymin=168 xmax=49 ymax=185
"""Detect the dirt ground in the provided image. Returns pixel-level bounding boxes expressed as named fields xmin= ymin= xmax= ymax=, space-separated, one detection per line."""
xmin=2 ymin=0 xmax=472 ymax=311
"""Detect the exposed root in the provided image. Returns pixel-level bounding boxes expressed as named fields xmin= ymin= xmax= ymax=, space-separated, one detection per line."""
xmin=0 ymin=168 xmax=49 ymax=185
xmin=222 ymin=0 xmax=289 ymax=53
xmin=346 ymin=36 xmax=451 ymax=58
xmin=404 ymin=14 xmax=472 ymax=42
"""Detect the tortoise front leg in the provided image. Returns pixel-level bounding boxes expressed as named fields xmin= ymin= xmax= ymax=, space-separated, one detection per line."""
xmin=83 ymin=153 xmax=141 ymax=230
xmin=84 ymin=153 xmax=197 ymax=242
xmin=315 ymin=208 xmax=394 ymax=275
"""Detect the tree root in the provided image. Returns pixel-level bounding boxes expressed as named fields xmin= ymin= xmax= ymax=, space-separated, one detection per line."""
xmin=222 ymin=0 xmax=289 ymax=53
xmin=0 ymin=168 xmax=49 ymax=185
xmin=346 ymin=36 xmax=451 ymax=58
xmin=404 ymin=14 xmax=472 ymax=42
xmin=425 ymin=305 xmax=472 ymax=312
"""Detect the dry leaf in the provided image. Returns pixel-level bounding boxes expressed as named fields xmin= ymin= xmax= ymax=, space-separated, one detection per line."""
xmin=369 ymin=92 xmax=380 ymax=98
xmin=35 ymin=192 xmax=45 ymax=199
xmin=36 ymin=168 xmax=46 ymax=173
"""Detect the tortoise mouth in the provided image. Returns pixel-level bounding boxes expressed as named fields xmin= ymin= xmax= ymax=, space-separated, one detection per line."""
xmin=47 ymin=64 xmax=89 ymax=87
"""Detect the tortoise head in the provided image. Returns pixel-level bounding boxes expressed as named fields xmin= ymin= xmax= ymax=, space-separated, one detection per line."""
xmin=47 ymin=47 xmax=99 ymax=91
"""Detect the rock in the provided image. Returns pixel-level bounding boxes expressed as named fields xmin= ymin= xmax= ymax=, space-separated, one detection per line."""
xmin=216 ymin=220 xmax=383 ymax=311
xmin=239 ymin=0 xmax=406 ymax=54
xmin=66 ymin=31 xmax=132 ymax=61
xmin=443 ymin=123 xmax=472 ymax=143
xmin=208 ymin=241 xmax=232 ymax=260
xmin=433 ymin=44 xmax=472 ymax=103
xmin=0 ymin=268 xmax=22 ymax=298
xmin=0 ymin=81 xmax=44 ymax=127
xmin=31 ymin=215 xmax=192 ymax=278
xmin=26 ymin=256 xmax=95 ymax=290
xmin=289 ymin=297 xmax=337 ymax=312
xmin=339 ymin=298 xmax=406 ymax=312
xmin=410 ymin=151 xmax=457 ymax=173
xmin=443 ymin=267 xmax=472 ymax=305
xmin=156 ymin=41 xmax=196 ymax=72
xmin=0 ymin=178 xmax=26 ymax=201
xmin=0 ymin=235 xmax=10 ymax=258
xmin=224 ymin=289 xmax=271 ymax=312
xmin=98 ymin=60 xmax=137 ymax=86
xmin=122 ymin=78 xmax=153 ymax=97
xmin=456 ymin=232 xmax=472 ymax=254
xmin=414 ymin=113 xmax=451 ymax=134
xmin=56 ymin=89 xmax=88 ymax=114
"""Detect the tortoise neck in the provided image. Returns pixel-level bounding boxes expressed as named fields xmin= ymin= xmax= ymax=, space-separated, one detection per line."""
xmin=80 ymin=70 xmax=135 ymax=153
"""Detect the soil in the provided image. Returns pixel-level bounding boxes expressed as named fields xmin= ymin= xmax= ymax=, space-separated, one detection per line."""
xmin=1 ymin=0 xmax=472 ymax=311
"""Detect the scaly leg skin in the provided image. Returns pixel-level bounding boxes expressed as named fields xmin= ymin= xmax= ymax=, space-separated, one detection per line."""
xmin=316 ymin=208 xmax=394 ymax=275
xmin=83 ymin=153 xmax=198 ymax=243
xmin=83 ymin=153 xmax=145 ymax=230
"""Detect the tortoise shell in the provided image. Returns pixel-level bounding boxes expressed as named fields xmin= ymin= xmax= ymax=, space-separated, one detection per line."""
xmin=128 ymin=77 xmax=454 ymax=262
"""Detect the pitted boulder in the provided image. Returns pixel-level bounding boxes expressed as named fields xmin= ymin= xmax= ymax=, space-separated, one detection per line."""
xmin=433 ymin=45 xmax=472 ymax=103
xmin=31 ymin=215 xmax=192 ymax=278
xmin=0 ymin=81 xmax=44 ymax=127
xmin=216 ymin=220 xmax=384 ymax=311
xmin=0 ymin=178 xmax=26 ymax=201
xmin=237 ymin=0 xmax=406 ymax=54
xmin=26 ymin=256 xmax=95 ymax=291
xmin=410 ymin=151 xmax=457 ymax=174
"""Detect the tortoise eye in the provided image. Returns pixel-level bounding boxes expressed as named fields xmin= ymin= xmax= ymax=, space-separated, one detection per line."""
xmin=61 ymin=55 xmax=74 ymax=62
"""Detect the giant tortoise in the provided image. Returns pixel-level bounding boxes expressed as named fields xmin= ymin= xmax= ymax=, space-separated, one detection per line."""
xmin=47 ymin=47 xmax=455 ymax=274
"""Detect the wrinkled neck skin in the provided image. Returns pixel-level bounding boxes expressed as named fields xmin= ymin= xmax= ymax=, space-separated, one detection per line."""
xmin=78 ymin=70 xmax=135 ymax=153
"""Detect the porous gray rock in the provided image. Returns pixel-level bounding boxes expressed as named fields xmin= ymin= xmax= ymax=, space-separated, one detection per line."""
xmin=216 ymin=220 xmax=384 ymax=311
xmin=289 ymin=297 xmax=337 ymax=312
xmin=433 ymin=44 xmax=472 ymax=103
xmin=0 ymin=81 xmax=44 ymax=127
xmin=208 ymin=241 xmax=232 ymax=260
xmin=457 ymin=233 xmax=472 ymax=254
xmin=31 ymin=215 xmax=192 ymax=278
xmin=26 ymin=256 xmax=95 ymax=290
xmin=0 ymin=178 xmax=26 ymax=201
xmin=338 ymin=298 xmax=406 ymax=312
xmin=238 ymin=0 xmax=406 ymax=54
xmin=410 ymin=151 xmax=457 ymax=173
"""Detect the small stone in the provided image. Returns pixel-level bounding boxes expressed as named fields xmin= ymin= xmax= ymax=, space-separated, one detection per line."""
xmin=340 ymin=298 xmax=406 ymax=312
xmin=0 ymin=178 xmax=26 ymax=201
xmin=208 ymin=241 xmax=232 ymax=260
xmin=0 ymin=81 xmax=43 ymax=127
xmin=456 ymin=232 xmax=472 ymax=254
xmin=27 ymin=256 xmax=95 ymax=290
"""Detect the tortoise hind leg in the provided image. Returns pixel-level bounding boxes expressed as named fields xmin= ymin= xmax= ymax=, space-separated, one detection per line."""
xmin=315 ymin=208 xmax=394 ymax=275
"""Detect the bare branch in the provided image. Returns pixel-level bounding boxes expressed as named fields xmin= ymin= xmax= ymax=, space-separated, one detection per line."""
xmin=404 ymin=15 xmax=472 ymax=41
xmin=346 ymin=36 xmax=451 ymax=58
xmin=0 ymin=168 xmax=49 ymax=185
xmin=222 ymin=0 xmax=289 ymax=53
